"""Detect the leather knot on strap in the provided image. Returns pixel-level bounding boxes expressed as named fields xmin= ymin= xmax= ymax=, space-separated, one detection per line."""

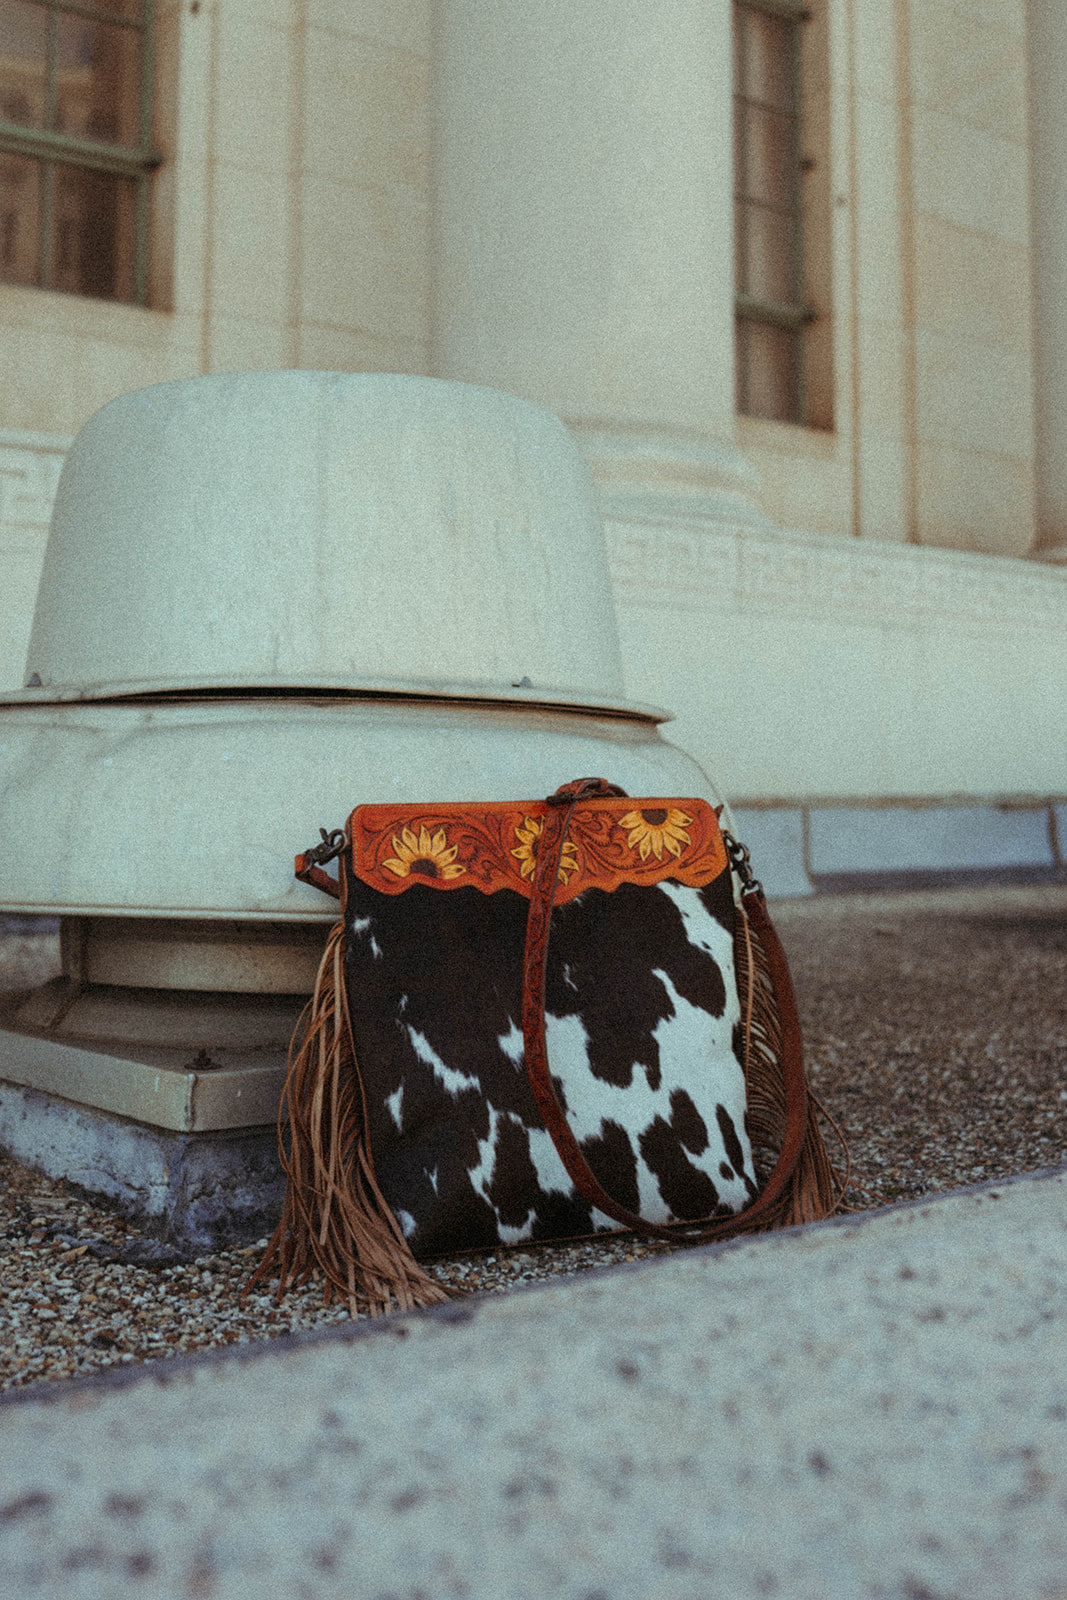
xmin=545 ymin=777 xmax=628 ymax=806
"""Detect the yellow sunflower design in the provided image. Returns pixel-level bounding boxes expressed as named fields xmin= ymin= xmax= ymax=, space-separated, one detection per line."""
xmin=511 ymin=816 xmax=580 ymax=884
xmin=383 ymin=825 xmax=466 ymax=881
xmin=618 ymin=807 xmax=693 ymax=862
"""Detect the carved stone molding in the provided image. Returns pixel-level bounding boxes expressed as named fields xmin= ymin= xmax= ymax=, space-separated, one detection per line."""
xmin=0 ymin=431 xmax=70 ymax=544
xmin=605 ymin=518 xmax=1067 ymax=637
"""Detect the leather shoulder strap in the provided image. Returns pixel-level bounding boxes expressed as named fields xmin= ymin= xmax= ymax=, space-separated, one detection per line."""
xmin=520 ymin=781 xmax=809 ymax=1243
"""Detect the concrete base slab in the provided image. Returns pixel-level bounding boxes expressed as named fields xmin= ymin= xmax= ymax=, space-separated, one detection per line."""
xmin=0 ymin=973 xmax=299 ymax=1134
xmin=0 ymin=1080 xmax=282 ymax=1252
xmin=1 ymin=1165 xmax=1065 ymax=1599
xmin=0 ymin=1021 xmax=290 ymax=1135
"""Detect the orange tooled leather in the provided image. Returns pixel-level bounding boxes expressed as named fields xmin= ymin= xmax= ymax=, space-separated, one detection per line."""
xmin=294 ymin=853 xmax=342 ymax=899
xmin=349 ymin=796 xmax=727 ymax=904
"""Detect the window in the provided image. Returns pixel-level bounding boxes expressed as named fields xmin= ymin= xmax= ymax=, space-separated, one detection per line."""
xmin=0 ymin=0 xmax=158 ymax=304
xmin=733 ymin=0 xmax=811 ymax=423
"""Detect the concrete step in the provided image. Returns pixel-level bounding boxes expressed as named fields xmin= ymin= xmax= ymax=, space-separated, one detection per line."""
xmin=2 ymin=1163 xmax=1065 ymax=1600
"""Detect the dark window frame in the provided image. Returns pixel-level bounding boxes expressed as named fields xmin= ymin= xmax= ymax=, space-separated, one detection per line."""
xmin=0 ymin=0 xmax=160 ymax=304
xmin=733 ymin=0 xmax=813 ymax=424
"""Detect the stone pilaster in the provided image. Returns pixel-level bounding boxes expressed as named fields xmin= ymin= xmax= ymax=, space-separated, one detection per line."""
xmin=1027 ymin=0 xmax=1067 ymax=562
xmin=430 ymin=0 xmax=769 ymax=534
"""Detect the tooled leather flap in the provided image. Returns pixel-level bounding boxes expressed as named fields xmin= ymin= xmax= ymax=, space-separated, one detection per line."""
xmin=348 ymin=796 xmax=727 ymax=906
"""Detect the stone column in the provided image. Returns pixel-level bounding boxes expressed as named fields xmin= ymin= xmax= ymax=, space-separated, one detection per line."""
xmin=430 ymin=0 xmax=767 ymax=532
xmin=1027 ymin=0 xmax=1067 ymax=562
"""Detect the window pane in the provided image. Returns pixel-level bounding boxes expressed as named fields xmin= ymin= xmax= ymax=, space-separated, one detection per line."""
xmin=740 ymin=201 xmax=797 ymax=305
xmin=740 ymin=7 xmax=793 ymax=110
xmin=741 ymin=102 xmax=794 ymax=208
xmin=0 ymin=2 xmax=152 ymax=304
xmin=55 ymin=14 xmax=141 ymax=145
xmin=734 ymin=5 xmax=807 ymax=425
xmin=0 ymin=0 xmax=48 ymax=129
xmin=51 ymin=160 xmax=136 ymax=299
xmin=738 ymin=319 xmax=799 ymax=423
xmin=0 ymin=148 xmax=39 ymax=284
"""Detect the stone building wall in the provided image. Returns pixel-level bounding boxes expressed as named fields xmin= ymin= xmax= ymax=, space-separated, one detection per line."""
xmin=0 ymin=0 xmax=1064 ymax=804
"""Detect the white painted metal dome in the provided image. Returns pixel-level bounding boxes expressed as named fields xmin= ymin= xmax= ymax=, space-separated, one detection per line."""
xmin=18 ymin=371 xmax=631 ymax=711
xmin=0 ymin=374 xmax=721 ymax=923
xmin=0 ymin=373 xmax=727 ymax=1155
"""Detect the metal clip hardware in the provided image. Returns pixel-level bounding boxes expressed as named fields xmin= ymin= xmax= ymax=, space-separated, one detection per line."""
xmin=722 ymin=829 xmax=764 ymax=900
xmin=303 ymin=827 xmax=348 ymax=867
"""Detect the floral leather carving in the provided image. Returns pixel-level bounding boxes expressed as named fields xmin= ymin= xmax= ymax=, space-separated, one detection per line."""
xmin=349 ymin=795 xmax=727 ymax=905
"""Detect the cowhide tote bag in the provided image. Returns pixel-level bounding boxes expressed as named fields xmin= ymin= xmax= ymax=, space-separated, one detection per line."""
xmin=250 ymin=778 xmax=843 ymax=1316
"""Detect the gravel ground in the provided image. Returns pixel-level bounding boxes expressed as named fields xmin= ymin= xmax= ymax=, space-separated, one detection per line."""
xmin=782 ymin=883 xmax=1067 ymax=1201
xmin=1 ymin=883 xmax=1065 ymax=1395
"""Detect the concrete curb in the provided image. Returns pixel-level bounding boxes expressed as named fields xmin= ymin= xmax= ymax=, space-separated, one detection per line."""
xmin=1 ymin=1164 xmax=1065 ymax=1599
xmin=4 ymin=1158 xmax=1065 ymax=1410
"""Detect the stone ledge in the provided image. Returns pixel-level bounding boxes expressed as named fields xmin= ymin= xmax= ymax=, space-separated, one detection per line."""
xmin=731 ymin=797 xmax=1066 ymax=899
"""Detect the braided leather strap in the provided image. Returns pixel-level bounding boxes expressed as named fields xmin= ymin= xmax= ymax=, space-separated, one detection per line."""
xmin=520 ymin=778 xmax=809 ymax=1243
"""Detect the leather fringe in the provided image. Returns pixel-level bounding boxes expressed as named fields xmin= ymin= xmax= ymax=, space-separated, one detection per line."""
xmin=734 ymin=896 xmax=849 ymax=1229
xmin=247 ymin=896 xmax=848 ymax=1316
xmin=245 ymin=921 xmax=453 ymax=1318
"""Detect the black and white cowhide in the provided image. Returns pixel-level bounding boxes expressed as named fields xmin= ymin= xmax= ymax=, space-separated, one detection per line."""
xmin=343 ymin=864 xmax=757 ymax=1255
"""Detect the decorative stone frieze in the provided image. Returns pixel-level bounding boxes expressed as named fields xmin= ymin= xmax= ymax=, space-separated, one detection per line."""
xmin=605 ymin=521 xmax=1067 ymax=637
